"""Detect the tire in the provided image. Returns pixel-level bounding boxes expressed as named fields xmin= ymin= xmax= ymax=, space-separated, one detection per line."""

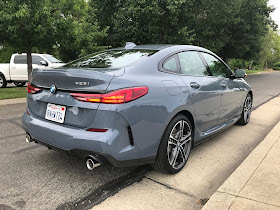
xmin=0 ymin=74 xmax=7 ymax=88
xmin=14 ymin=82 xmax=26 ymax=87
xmin=236 ymin=93 xmax=252 ymax=125
xmin=152 ymin=115 xmax=193 ymax=174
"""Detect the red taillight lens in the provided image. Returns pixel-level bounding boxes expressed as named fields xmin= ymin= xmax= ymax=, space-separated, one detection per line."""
xmin=27 ymin=83 xmax=42 ymax=94
xmin=70 ymin=87 xmax=148 ymax=104
xmin=87 ymin=128 xmax=108 ymax=132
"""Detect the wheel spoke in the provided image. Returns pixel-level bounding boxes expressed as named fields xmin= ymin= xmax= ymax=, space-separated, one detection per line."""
xmin=170 ymin=147 xmax=180 ymax=167
xmin=169 ymin=134 xmax=178 ymax=142
xmin=179 ymin=120 xmax=184 ymax=139
xmin=180 ymin=131 xmax=191 ymax=142
xmin=179 ymin=146 xmax=187 ymax=163
xmin=181 ymin=136 xmax=191 ymax=146
xmin=168 ymin=138 xmax=177 ymax=146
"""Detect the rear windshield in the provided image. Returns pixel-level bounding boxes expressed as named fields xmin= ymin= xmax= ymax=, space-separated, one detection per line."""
xmin=64 ymin=49 xmax=158 ymax=69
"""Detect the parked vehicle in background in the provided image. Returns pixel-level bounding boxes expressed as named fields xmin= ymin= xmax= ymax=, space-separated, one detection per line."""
xmin=0 ymin=53 xmax=65 ymax=88
xmin=22 ymin=44 xmax=252 ymax=174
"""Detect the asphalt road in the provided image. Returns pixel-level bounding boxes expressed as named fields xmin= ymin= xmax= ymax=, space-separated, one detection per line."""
xmin=0 ymin=72 xmax=280 ymax=210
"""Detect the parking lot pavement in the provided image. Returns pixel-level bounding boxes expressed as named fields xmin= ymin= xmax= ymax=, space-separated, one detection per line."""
xmin=93 ymin=96 xmax=280 ymax=210
xmin=0 ymin=103 xmax=137 ymax=210
xmin=0 ymin=71 xmax=280 ymax=209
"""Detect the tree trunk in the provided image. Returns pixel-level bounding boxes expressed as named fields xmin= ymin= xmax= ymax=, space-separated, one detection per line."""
xmin=27 ymin=49 xmax=32 ymax=83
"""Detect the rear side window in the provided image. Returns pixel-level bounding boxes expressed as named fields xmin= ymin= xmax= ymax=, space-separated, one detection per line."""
xmin=64 ymin=49 xmax=158 ymax=69
xmin=178 ymin=51 xmax=209 ymax=76
xmin=14 ymin=55 xmax=27 ymax=64
xmin=14 ymin=55 xmax=48 ymax=65
xmin=201 ymin=53 xmax=231 ymax=78
xmin=162 ymin=55 xmax=178 ymax=72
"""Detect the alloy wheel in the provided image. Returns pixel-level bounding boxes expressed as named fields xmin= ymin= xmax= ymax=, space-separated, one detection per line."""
xmin=167 ymin=120 xmax=192 ymax=170
xmin=244 ymin=95 xmax=252 ymax=123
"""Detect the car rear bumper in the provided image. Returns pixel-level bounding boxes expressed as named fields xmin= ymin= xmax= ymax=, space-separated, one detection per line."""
xmin=22 ymin=112 xmax=155 ymax=167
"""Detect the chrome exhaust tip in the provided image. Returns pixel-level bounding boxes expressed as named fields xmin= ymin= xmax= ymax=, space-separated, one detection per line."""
xmin=86 ymin=156 xmax=101 ymax=170
xmin=26 ymin=134 xmax=32 ymax=143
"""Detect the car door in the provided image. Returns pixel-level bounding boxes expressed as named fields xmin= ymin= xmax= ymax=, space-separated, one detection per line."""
xmin=178 ymin=51 xmax=222 ymax=133
xmin=10 ymin=55 xmax=28 ymax=81
xmin=200 ymin=52 xmax=244 ymax=124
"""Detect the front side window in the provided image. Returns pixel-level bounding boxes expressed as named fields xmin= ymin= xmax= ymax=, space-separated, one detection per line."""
xmin=64 ymin=49 xmax=158 ymax=69
xmin=201 ymin=53 xmax=231 ymax=78
xmin=178 ymin=51 xmax=209 ymax=76
xmin=32 ymin=56 xmax=47 ymax=65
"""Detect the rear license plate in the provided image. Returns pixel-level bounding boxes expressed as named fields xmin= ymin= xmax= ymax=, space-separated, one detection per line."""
xmin=45 ymin=103 xmax=66 ymax=124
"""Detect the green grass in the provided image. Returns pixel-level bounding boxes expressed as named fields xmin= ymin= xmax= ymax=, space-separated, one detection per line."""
xmin=0 ymin=87 xmax=27 ymax=100
xmin=245 ymin=70 xmax=267 ymax=74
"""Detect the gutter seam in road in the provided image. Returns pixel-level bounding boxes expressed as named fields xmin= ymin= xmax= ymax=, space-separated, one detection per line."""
xmin=145 ymin=177 xmax=197 ymax=199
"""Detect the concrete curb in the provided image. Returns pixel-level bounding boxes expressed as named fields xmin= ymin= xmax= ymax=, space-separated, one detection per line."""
xmin=0 ymin=98 xmax=26 ymax=106
xmin=202 ymin=121 xmax=280 ymax=210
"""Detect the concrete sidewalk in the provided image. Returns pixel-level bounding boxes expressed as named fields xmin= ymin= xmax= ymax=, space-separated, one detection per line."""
xmin=202 ymin=121 xmax=280 ymax=210
xmin=0 ymin=98 xmax=26 ymax=106
xmin=93 ymin=97 xmax=280 ymax=210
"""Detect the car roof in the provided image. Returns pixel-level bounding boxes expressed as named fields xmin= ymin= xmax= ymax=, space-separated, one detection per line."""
xmin=14 ymin=53 xmax=51 ymax=56
xmin=111 ymin=44 xmax=210 ymax=52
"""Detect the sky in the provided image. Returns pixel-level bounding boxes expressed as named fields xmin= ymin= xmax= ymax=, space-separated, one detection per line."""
xmin=269 ymin=0 xmax=280 ymax=27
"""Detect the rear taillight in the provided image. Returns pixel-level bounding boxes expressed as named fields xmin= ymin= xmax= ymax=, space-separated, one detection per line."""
xmin=70 ymin=87 xmax=148 ymax=104
xmin=27 ymin=83 xmax=42 ymax=94
xmin=87 ymin=128 xmax=108 ymax=132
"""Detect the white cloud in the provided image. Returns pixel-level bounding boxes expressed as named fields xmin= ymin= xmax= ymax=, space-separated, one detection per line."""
xmin=269 ymin=0 xmax=280 ymax=27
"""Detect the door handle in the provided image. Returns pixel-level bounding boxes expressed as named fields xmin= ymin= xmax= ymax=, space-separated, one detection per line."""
xmin=190 ymin=82 xmax=200 ymax=89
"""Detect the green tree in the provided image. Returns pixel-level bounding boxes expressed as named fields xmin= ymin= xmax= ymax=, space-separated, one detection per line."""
xmin=90 ymin=0 xmax=196 ymax=47
xmin=256 ymin=27 xmax=280 ymax=69
xmin=90 ymin=0 xmax=274 ymax=64
xmin=0 ymin=44 xmax=16 ymax=63
xmin=219 ymin=0 xmax=274 ymax=63
xmin=0 ymin=0 xmax=107 ymax=81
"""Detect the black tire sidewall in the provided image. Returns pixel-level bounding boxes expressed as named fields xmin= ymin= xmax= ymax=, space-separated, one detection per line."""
xmin=0 ymin=74 xmax=7 ymax=88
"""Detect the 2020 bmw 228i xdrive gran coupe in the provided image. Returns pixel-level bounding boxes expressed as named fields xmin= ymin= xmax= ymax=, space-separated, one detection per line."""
xmin=22 ymin=44 xmax=252 ymax=174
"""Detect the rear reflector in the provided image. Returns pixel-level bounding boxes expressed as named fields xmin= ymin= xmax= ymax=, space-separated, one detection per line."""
xmin=28 ymin=83 xmax=42 ymax=94
xmin=87 ymin=128 xmax=108 ymax=132
xmin=70 ymin=87 xmax=148 ymax=104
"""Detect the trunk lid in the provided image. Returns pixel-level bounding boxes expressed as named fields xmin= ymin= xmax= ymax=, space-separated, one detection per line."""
xmin=32 ymin=68 xmax=124 ymax=92
xmin=28 ymin=68 xmax=124 ymax=128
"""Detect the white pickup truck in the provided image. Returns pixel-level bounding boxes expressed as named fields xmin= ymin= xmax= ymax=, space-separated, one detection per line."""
xmin=0 ymin=53 xmax=65 ymax=88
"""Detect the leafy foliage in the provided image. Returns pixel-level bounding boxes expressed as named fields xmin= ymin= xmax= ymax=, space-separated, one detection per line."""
xmin=0 ymin=0 xmax=107 ymax=80
xmin=274 ymin=62 xmax=280 ymax=70
xmin=90 ymin=0 xmax=275 ymax=63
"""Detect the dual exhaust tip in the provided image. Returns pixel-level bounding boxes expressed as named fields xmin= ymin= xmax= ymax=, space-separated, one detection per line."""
xmin=26 ymin=134 xmax=101 ymax=170
xmin=26 ymin=134 xmax=32 ymax=143
xmin=86 ymin=156 xmax=101 ymax=170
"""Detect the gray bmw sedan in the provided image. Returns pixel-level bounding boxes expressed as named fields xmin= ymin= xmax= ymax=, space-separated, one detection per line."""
xmin=22 ymin=44 xmax=252 ymax=174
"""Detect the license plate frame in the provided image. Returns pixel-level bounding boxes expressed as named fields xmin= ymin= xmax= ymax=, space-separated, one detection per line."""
xmin=45 ymin=103 xmax=66 ymax=124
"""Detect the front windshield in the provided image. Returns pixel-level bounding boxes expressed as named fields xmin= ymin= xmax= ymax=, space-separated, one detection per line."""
xmin=42 ymin=54 xmax=63 ymax=63
xmin=64 ymin=49 xmax=158 ymax=69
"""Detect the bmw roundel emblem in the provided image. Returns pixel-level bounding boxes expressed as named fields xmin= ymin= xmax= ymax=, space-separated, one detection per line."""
xmin=50 ymin=85 xmax=57 ymax=94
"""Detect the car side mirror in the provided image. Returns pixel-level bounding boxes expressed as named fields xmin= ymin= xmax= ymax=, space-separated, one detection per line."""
xmin=40 ymin=61 xmax=48 ymax=66
xmin=234 ymin=69 xmax=247 ymax=78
